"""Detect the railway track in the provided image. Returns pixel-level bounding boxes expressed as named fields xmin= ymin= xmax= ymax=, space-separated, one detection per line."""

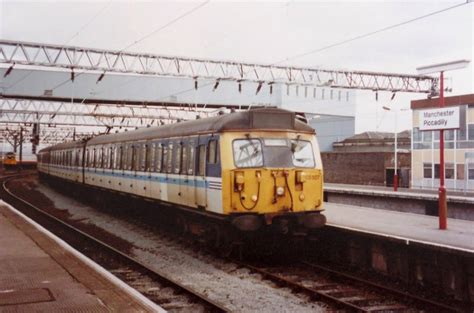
xmin=237 ymin=260 xmax=459 ymax=312
xmin=0 ymin=173 xmax=228 ymax=312
xmin=2 ymin=173 xmax=466 ymax=312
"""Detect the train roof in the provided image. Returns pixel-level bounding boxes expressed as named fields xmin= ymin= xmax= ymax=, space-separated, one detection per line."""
xmin=39 ymin=108 xmax=314 ymax=152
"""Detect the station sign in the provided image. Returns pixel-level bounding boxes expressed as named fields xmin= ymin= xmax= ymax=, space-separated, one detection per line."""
xmin=419 ymin=107 xmax=460 ymax=131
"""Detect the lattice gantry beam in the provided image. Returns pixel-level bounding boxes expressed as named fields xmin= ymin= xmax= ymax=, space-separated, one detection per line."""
xmin=0 ymin=39 xmax=437 ymax=93
xmin=0 ymin=125 xmax=95 ymax=144
xmin=0 ymin=98 xmax=215 ymax=127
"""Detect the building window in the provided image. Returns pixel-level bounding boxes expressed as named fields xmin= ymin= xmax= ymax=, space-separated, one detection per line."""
xmin=423 ymin=163 xmax=432 ymax=178
xmin=321 ymin=89 xmax=325 ymax=99
xmin=423 ymin=131 xmax=432 ymax=143
xmin=338 ymin=90 xmax=341 ymax=101
xmin=313 ymin=88 xmax=317 ymax=98
xmin=434 ymin=164 xmax=440 ymax=179
xmin=457 ymin=164 xmax=465 ymax=180
xmin=446 ymin=163 xmax=454 ymax=179
xmin=330 ymin=89 xmax=333 ymax=99
xmin=413 ymin=127 xmax=422 ymax=142
xmin=469 ymin=163 xmax=474 ymax=180
xmin=346 ymin=91 xmax=349 ymax=102
xmin=445 ymin=130 xmax=455 ymax=141
xmin=468 ymin=124 xmax=474 ymax=141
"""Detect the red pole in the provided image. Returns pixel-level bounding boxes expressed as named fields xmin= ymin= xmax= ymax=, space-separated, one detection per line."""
xmin=439 ymin=71 xmax=447 ymax=230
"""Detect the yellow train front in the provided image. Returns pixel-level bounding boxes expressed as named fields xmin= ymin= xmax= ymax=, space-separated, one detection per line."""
xmin=2 ymin=152 xmax=17 ymax=170
xmin=220 ymin=109 xmax=325 ymax=234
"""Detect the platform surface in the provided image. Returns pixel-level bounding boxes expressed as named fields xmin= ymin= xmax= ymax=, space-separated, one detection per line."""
xmin=324 ymin=201 xmax=474 ymax=252
xmin=0 ymin=202 xmax=161 ymax=312
xmin=325 ymin=183 xmax=474 ymax=203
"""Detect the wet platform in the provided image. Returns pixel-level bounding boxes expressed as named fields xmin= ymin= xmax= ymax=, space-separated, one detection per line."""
xmin=324 ymin=201 xmax=474 ymax=252
xmin=0 ymin=200 xmax=163 ymax=312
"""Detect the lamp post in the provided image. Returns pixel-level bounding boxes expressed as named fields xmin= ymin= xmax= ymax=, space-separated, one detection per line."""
xmin=417 ymin=59 xmax=470 ymax=230
xmin=383 ymin=106 xmax=409 ymax=191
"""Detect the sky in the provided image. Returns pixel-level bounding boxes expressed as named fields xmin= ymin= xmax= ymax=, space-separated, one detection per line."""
xmin=0 ymin=0 xmax=473 ymax=134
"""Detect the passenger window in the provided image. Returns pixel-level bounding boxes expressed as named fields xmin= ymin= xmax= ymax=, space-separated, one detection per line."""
xmin=146 ymin=144 xmax=154 ymax=172
xmin=166 ymin=143 xmax=173 ymax=173
xmin=208 ymin=140 xmax=218 ymax=164
xmin=174 ymin=144 xmax=182 ymax=174
xmin=198 ymin=145 xmax=206 ymax=176
xmin=181 ymin=144 xmax=188 ymax=175
xmin=118 ymin=146 xmax=123 ymax=170
xmin=188 ymin=144 xmax=195 ymax=175
xmin=133 ymin=146 xmax=140 ymax=171
xmin=109 ymin=147 xmax=114 ymax=169
xmin=126 ymin=145 xmax=133 ymax=170
xmin=92 ymin=149 xmax=97 ymax=168
xmin=155 ymin=144 xmax=163 ymax=172
xmin=140 ymin=144 xmax=146 ymax=171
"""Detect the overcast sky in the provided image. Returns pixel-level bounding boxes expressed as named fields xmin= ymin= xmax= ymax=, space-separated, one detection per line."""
xmin=1 ymin=0 xmax=473 ymax=133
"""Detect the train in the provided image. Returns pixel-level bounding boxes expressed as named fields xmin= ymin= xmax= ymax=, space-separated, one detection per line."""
xmin=2 ymin=152 xmax=17 ymax=169
xmin=37 ymin=108 xmax=326 ymax=242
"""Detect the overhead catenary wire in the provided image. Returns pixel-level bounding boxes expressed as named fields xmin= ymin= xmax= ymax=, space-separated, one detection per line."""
xmin=6 ymin=1 xmax=112 ymax=91
xmin=273 ymin=0 xmax=470 ymax=65
xmin=48 ymin=0 xmax=210 ymax=94
xmin=149 ymin=0 xmax=471 ymax=104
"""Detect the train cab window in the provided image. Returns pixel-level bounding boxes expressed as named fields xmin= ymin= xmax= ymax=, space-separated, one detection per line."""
xmin=291 ymin=140 xmax=315 ymax=168
xmin=233 ymin=139 xmax=263 ymax=168
xmin=155 ymin=144 xmax=163 ymax=172
xmin=208 ymin=140 xmax=218 ymax=164
xmin=197 ymin=145 xmax=206 ymax=176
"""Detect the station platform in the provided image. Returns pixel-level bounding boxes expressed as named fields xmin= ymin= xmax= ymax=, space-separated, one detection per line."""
xmin=0 ymin=200 xmax=163 ymax=312
xmin=325 ymin=183 xmax=474 ymax=203
xmin=324 ymin=201 xmax=474 ymax=252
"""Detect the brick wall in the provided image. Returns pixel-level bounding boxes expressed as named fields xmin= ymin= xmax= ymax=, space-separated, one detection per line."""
xmin=321 ymin=152 xmax=411 ymax=186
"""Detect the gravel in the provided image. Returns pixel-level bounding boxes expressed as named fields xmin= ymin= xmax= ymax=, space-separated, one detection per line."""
xmin=32 ymin=180 xmax=326 ymax=312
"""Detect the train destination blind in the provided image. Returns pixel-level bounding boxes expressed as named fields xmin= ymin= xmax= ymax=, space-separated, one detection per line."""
xmin=419 ymin=107 xmax=460 ymax=131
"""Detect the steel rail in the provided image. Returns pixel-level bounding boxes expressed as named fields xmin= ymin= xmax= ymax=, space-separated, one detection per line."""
xmin=237 ymin=260 xmax=458 ymax=312
xmin=0 ymin=173 xmax=229 ymax=313
xmin=301 ymin=261 xmax=459 ymax=312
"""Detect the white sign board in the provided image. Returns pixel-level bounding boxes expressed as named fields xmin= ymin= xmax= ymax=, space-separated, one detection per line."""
xmin=419 ymin=107 xmax=460 ymax=131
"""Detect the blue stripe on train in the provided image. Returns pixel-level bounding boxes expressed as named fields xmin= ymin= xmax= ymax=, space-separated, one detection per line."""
xmin=44 ymin=165 xmax=221 ymax=189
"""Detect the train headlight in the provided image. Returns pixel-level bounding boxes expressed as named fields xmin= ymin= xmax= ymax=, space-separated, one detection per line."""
xmin=251 ymin=194 xmax=258 ymax=202
xmin=299 ymin=193 xmax=305 ymax=201
xmin=276 ymin=186 xmax=285 ymax=196
xmin=296 ymin=171 xmax=306 ymax=184
xmin=234 ymin=172 xmax=245 ymax=191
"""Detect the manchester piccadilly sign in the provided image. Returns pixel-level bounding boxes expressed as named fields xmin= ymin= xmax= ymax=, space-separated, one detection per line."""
xmin=419 ymin=107 xmax=460 ymax=131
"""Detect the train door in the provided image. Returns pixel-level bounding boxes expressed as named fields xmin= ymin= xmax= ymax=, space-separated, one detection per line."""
xmin=180 ymin=139 xmax=196 ymax=208
xmin=145 ymin=142 xmax=154 ymax=199
xmin=205 ymin=136 xmax=222 ymax=214
xmin=195 ymin=136 xmax=207 ymax=209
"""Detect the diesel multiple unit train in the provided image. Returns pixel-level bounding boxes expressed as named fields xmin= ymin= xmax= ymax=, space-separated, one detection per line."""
xmin=37 ymin=108 xmax=326 ymax=239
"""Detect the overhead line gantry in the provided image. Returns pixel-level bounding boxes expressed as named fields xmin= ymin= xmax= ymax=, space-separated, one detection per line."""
xmin=0 ymin=39 xmax=438 ymax=94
